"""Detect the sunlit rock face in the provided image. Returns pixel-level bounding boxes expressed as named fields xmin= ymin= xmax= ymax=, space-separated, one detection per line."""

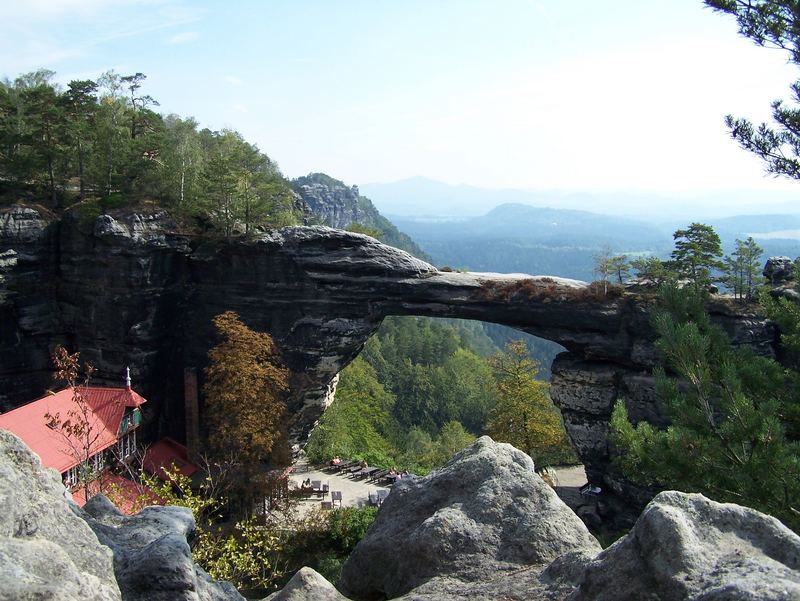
xmin=0 ymin=205 xmax=779 ymax=514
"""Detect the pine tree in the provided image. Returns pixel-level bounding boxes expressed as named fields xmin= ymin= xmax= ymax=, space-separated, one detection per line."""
xmin=706 ymin=1 xmax=800 ymax=180
xmin=610 ymin=283 xmax=800 ymax=531
xmin=670 ymin=223 xmax=724 ymax=290
xmin=723 ymin=237 xmax=764 ymax=302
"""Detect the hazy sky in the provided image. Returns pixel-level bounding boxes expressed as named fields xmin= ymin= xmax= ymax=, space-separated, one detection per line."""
xmin=3 ymin=0 xmax=800 ymax=204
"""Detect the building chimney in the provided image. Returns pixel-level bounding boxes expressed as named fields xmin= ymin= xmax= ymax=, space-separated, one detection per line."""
xmin=184 ymin=367 xmax=200 ymax=463
xmin=125 ymin=366 xmax=131 ymax=390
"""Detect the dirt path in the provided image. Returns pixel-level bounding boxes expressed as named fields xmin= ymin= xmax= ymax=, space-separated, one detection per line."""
xmin=552 ymin=465 xmax=587 ymax=488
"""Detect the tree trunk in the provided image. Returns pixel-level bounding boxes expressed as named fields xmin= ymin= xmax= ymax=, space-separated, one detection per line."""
xmin=78 ymin=138 xmax=85 ymax=199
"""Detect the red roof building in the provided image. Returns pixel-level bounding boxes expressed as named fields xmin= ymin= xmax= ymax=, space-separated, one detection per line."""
xmin=0 ymin=381 xmax=147 ymax=503
xmin=142 ymin=437 xmax=200 ymax=481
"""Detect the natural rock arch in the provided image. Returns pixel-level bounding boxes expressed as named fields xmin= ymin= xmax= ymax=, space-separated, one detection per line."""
xmin=0 ymin=209 xmax=777 ymax=506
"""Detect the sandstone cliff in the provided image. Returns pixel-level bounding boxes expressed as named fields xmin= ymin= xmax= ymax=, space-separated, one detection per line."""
xmin=0 ymin=204 xmax=779 ymax=518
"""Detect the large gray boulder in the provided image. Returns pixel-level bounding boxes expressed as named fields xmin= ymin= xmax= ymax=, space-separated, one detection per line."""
xmin=764 ymin=256 xmax=795 ymax=284
xmin=0 ymin=429 xmax=121 ymax=601
xmin=82 ymin=494 xmax=244 ymax=601
xmin=395 ymin=549 xmax=596 ymax=601
xmin=570 ymin=491 xmax=800 ymax=601
xmin=338 ymin=436 xmax=601 ymax=600
xmin=263 ymin=567 xmax=351 ymax=601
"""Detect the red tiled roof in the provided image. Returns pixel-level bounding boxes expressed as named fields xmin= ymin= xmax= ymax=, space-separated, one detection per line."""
xmin=142 ymin=437 xmax=199 ymax=481
xmin=0 ymin=386 xmax=146 ymax=473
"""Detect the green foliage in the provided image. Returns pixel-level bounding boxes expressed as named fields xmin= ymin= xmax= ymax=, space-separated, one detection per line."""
xmin=670 ymin=223 xmax=724 ymax=290
xmin=431 ymin=421 xmax=476 ymax=465
xmin=761 ymin=289 xmax=800 ymax=368
xmin=305 ymin=356 xmax=395 ymax=465
xmin=630 ymin=255 xmax=671 ymax=286
xmin=0 ymin=69 xmax=303 ymax=233
xmin=706 ymin=1 xmax=800 ymax=180
xmin=308 ymin=316 xmax=578 ymax=472
xmin=346 ymin=223 xmax=382 ymax=238
xmin=487 ymin=340 xmax=577 ymax=465
xmin=722 ymin=237 xmax=764 ymax=302
xmin=109 ymin=464 xmax=380 ymax=593
xmin=610 ymin=283 xmax=800 ymax=531
xmin=327 ymin=507 xmax=378 ymax=554
xmin=593 ymin=246 xmax=629 ymax=285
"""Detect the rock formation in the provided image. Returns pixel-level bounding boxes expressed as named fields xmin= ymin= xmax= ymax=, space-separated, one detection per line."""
xmin=4 ymin=423 xmax=800 ymax=601
xmin=0 ymin=205 xmax=780 ymax=515
xmin=292 ymin=173 xmax=426 ymax=258
xmin=274 ymin=436 xmax=800 ymax=601
xmin=338 ymin=436 xmax=601 ymax=599
xmin=571 ymin=491 xmax=800 ymax=601
xmin=83 ymin=495 xmax=243 ymax=601
xmin=0 ymin=429 xmax=242 ymax=601
xmin=764 ymin=255 xmax=795 ymax=285
xmin=264 ymin=567 xmax=350 ymax=601
xmin=0 ymin=428 xmax=121 ymax=601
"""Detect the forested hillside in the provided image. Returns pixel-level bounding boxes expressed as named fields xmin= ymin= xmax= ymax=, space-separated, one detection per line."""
xmin=292 ymin=172 xmax=428 ymax=259
xmin=306 ymin=316 xmax=577 ymax=473
xmin=0 ymin=69 xmax=302 ymax=234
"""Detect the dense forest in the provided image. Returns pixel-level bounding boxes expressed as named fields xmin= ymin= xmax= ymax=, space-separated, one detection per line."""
xmin=305 ymin=316 xmax=577 ymax=473
xmin=0 ymin=69 xmax=302 ymax=234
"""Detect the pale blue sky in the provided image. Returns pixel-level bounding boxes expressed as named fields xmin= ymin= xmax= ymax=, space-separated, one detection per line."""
xmin=2 ymin=0 xmax=799 ymax=207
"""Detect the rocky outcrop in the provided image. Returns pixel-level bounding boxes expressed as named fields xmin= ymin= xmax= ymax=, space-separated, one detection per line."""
xmin=275 ymin=437 xmax=800 ymax=601
xmin=570 ymin=491 xmax=800 ymax=601
xmin=292 ymin=173 xmax=427 ymax=258
xmin=0 ymin=429 xmax=242 ymax=601
xmin=338 ymin=437 xmax=601 ymax=599
xmin=264 ymin=567 xmax=350 ymax=601
xmin=764 ymin=255 xmax=795 ymax=284
xmin=0 ymin=428 xmax=121 ymax=601
xmin=0 ymin=205 xmax=780 ymax=516
xmin=82 ymin=495 xmax=243 ymax=601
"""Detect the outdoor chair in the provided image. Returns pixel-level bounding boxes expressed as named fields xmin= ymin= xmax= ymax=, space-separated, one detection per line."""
xmin=331 ymin=490 xmax=343 ymax=507
xmin=321 ymin=482 xmax=329 ymax=499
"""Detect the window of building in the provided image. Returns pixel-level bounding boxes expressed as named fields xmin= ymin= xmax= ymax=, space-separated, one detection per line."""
xmin=63 ymin=465 xmax=79 ymax=487
xmin=118 ymin=430 xmax=137 ymax=460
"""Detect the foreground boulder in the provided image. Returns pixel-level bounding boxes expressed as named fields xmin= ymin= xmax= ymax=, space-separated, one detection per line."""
xmin=264 ymin=567 xmax=350 ymax=601
xmin=82 ymin=494 xmax=243 ymax=601
xmin=570 ymin=491 xmax=800 ymax=601
xmin=0 ymin=429 xmax=121 ymax=601
xmin=338 ymin=436 xmax=601 ymax=599
xmin=0 ymin=429 xmax=242 ymax=601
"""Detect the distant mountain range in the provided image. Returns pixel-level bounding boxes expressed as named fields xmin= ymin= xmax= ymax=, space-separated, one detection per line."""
xmin=391 ymin=204 xmax=800 ymax=281
xmin=360 ymin=177 xmax=800 ymax=221
xmin=302 ymin=174 xmax=800 ymax=281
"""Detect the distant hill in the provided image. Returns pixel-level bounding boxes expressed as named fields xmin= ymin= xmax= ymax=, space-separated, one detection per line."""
xmin=361 ymin=177 xmax=800 ymax=220
xmin=391 ymin=204 xmax=670 ymax=281
xmin=292 ymin=173 xmax=429 ymax=260
xmin=391 ymin=204 xmax=800 ymax=281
